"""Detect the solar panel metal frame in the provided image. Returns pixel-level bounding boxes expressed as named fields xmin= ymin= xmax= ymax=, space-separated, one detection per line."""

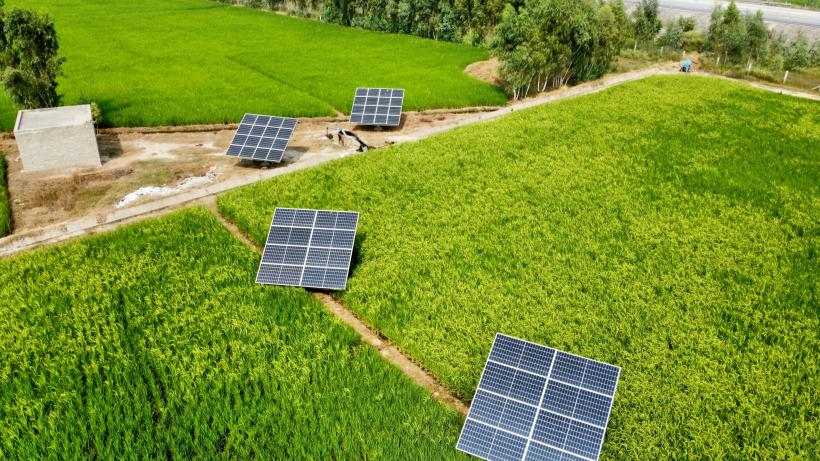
xmin=225 ymin=113 xmax=298 ymax=163
xmin=349 ymin=87 xmax=404 ymax=126
xmin=256 ymin=208 xmax=359 ymax=290
xmin=457 ymin=333 xmax=621 ymax=461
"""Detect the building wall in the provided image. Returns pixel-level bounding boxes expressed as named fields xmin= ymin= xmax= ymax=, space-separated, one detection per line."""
xmin=16 ymin=122 xmax=101 ymax=172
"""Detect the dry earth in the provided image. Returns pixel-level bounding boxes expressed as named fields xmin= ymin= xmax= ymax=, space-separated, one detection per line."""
xmin=465 ymin=57 xmax=501 ymax=86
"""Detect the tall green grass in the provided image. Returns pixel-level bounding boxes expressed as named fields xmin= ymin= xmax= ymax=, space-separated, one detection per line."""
xmin=0 ymin=207 xmax=466 ymax=459
xmin=218 ymin=75 xmax=820 ymax=459
xmin=0 ymin=0 xmax=505 ymax=130
xmin=0 ymin=154 xmax=10 ymax=236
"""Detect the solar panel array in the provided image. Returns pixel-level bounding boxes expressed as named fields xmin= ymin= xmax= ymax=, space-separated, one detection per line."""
xmin=457 ymin=334 xmax=621 ymax=461
xmin=349 ymin=88 xmax=404 ymax=126
xmin=256 ymin=208 xmax=359 ymax=290
xmin=226 ymin=114 xmax=297 ymax=163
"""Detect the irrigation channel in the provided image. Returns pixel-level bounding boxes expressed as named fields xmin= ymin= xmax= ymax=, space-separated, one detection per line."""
xmin=1 ymin=67 xmax=818 ymax=414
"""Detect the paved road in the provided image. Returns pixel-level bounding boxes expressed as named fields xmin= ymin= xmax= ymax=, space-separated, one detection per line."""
xmin=623 ymin=0 xmax=820 ymax=28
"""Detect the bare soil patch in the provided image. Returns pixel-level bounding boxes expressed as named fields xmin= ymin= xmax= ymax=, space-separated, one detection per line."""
xmin=1 ymin=110 xmax=496 ymax=235
xmin=465 ymin=57 xmax=501 ymax=86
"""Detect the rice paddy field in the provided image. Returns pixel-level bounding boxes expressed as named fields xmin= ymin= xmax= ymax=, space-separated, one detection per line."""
xmin=0 ymin=0 xmax=505 ymax=130
xmin=0 ymin=208 xmax=466 ymax=459
xmin=218 ymin=75 xmax=820 ymax=459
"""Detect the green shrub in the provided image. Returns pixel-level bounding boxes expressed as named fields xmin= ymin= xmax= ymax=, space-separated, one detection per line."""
xmin=89 ymin=102 xmax=102 ymax=125
xmin=749 ymin=67 xmax=777 ymax=82
xmin=678 ymin=16 xmax=696 ymax=32
xmin=659 ymin=20 xmax=684 ymax=49
xmin=683 ymin=30 xmax=704 ymax=52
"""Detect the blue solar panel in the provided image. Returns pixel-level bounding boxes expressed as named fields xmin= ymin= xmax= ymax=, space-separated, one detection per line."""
xmin=349 ymin=88 xmax=404 ymax=126
xmin=226 ymin=114 xmax=297 ymax=163
xmin=457 ymin=334 xmax=621 ymax=461
xmin=256 ymin=208 xmax=359 ymax=290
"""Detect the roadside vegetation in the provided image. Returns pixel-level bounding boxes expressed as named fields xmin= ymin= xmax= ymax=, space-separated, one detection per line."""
xmin=0 ymin=154 xmax=10 ymax=236
xmin=0 ymin=0 xmax=504 ymax=130
xmin=219 ymin=76 xmax=820 ymax=459
xmin=0 ymin=207 xmax=466 ymax=459
xmin=704 ymin=1 xmax=819 ymax=82
xmin=693 ymin=2 xmax=820 ymax=92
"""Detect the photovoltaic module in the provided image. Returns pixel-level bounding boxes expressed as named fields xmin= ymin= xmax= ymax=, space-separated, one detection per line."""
xmin=457 ymin=334 xmax=621 ymax=461
xmin=256 ymin=208 xmax=359 ymax=290
xmin=225 ymin=114 xmax=297 ymax=163
xmin=349 ymin=88 xmax=404 ymax=126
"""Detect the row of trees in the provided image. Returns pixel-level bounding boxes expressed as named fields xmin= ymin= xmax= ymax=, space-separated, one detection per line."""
xmin=622 ymin=0 xmax=818 ymax=75
xmin=0 ymin=1 xmax=64 ymax=109
xmin=705 ymin=1 xmax=818 ymax=73
xmin=227 ymin=0 xmax=515 ymax=44
xmin=491 ymin=0 xmax=631 ymax=99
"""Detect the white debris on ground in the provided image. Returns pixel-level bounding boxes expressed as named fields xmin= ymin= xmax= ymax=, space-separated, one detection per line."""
xmin=115 ymin=167 xmax=218 ymax=208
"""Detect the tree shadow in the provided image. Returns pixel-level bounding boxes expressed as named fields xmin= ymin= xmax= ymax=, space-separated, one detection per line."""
xmin=235 ymin=146 xmax=308 ymax=169
xmin=96 ymin=132 xmax=124 ymax=164
xmin=351 ymin=114 xmax=407 ymax=132
xmin=350 ymin=230 xmax=366 ymax=277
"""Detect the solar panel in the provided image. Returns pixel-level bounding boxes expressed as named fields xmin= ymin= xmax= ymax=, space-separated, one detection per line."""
xmin=349 ymin=88 xmax=404 ymax=126
xmin=226 ymin=114 xmax=297 ymax=163
xmin=457 ymin=334 xmax=621 ymax=461
xmin=256 ymin=208 xmax=359 ymax=290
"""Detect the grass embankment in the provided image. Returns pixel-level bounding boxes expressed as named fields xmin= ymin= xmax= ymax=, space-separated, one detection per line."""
xmin=0 ymin=208 xmax=466 ymax=459
xmin=1 ymin=0 xmax=505 ymax=130
xmin=219 ymin=75 xmax=820 ymax=459
xmin=0 ymin=155 xmax=10 ymax=236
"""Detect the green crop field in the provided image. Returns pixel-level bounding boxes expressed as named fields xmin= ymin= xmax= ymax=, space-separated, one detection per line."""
xmin=0 ymin=0 xmax=505 ymax=130
xmin=0 ymin=208 xmax=466 ymax=459
xmin=219 ymin=75 xmax=820 ymax=459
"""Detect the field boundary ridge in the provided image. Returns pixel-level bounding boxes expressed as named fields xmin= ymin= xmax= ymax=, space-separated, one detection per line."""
xmin=208 ymin=202 xmax=470 ymax=416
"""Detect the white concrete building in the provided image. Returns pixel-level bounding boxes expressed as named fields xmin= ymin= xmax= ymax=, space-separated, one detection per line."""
xmin=14 ymin=104 xmax=100 ymax=172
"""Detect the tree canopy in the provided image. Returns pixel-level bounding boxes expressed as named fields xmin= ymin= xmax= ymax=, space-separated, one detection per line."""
xmin=491 ymin=0 xmax=630 ymax=99
xmin=0 ymin=2 xmax=64 ymax=109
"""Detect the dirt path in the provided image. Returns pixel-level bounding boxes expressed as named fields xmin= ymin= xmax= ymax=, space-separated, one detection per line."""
xmin=312 ymin=292 xmax=469 ymax=416
xmin=1 ymin=67 xmax=817 ymax=257
xmin=208 ymin=203 xmax=470 ymax=416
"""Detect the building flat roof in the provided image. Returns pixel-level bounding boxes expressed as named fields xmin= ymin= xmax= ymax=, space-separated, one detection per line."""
xmin=15 ymin=104 xmax=93 ymax=132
